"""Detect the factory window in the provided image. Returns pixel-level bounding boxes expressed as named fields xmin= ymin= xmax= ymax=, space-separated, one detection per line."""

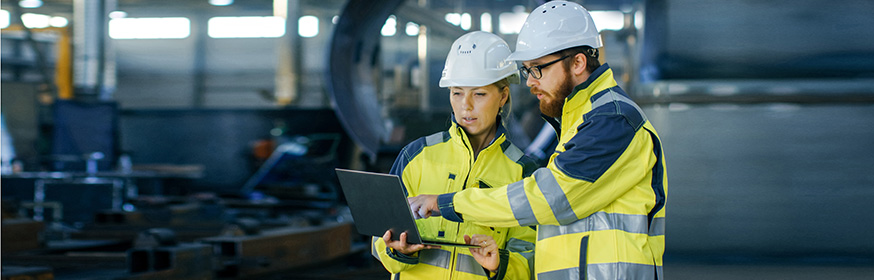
xmin=109 ymin=11 xmax=127 ymax=19
xmin=381 ymin=15 xmax=397 ymax=36
xmin=0 ymin=10 xmax=9 ymax=29
xmin=1 ymin=11 xmax=66 ymax=29
xmin=49 ymin=16 xmax=67 ymax=27
xmin=480 ymin=13 xmax=492 ymax=32
xmin=22 ymin=13 xmax=67 ymax=29
xmin=18 ymin=0 xmax=43 ymax=8
xmin=20 ymin=13 xmax=49 ymax=28
xmin=589 ymin=11 xmax=625 ymax=31
xmin=498 ymin=6 xmax=527 ymax=34
xmin=209 ymin=0 xmax=233 ymax=6
xmin=405 ymin=22 xmax=419 ymax=36
xmin=208 ymin=16 xmax=285 ymax=38
xmin=460 ymin=13 xmax=471 ymax=30
xmin=634 ymin=10 xmax=644 ymax=30
xmin=298 ymin=15 xmax=318 ymax=38
xmin=109 ymin=17 xmax=190 ymax=39
xmin=445 ymin=13 xmax=472 ymax=31
xmin=495 ymin=8 xmax=625 ymax=34
xmin=445 ymin=13 xmax=461 ymax=26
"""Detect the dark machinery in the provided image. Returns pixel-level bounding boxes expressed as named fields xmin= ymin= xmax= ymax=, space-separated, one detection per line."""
xmin=327 ymin=0 xmax=557 ymax=164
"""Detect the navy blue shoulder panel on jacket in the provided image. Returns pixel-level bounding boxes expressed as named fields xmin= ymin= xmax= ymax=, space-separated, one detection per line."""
xmin=552 ymin=87 xmax=647 ymax=182
xmin=519 ymin=156 xmax=539 ymax=178
xmin=389 ymin=131 xmax=450 ymax=194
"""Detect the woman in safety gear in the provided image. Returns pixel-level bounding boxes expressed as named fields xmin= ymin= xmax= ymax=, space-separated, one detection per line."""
xmin=371 ymin=31 xmax=538 ymax=280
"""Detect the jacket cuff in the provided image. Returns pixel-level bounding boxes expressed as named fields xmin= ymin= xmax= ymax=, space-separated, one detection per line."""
xmin=387 ymin=247 xmax=419 ymax=265
xmin=484 ymin=249 xmax=510 ymax=280
xmin=438 ymin=193 xmax=463 ymax=222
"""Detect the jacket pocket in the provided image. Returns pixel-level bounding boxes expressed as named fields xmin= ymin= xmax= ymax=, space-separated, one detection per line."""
xmin=478 ymin=180 xmax=492 ymax=189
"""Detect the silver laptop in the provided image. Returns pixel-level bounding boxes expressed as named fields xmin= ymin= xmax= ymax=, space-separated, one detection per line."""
xmin=335 ymin=168 xmax=477 ymax=247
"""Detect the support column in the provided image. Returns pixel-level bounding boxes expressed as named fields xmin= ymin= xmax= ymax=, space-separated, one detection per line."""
xmin=73 ymin=0 xmax=116 ymax=100
xmin=417 ymin=25 xmax=429 ymax=112
xmin=416 ymin=0 xmax=430 ymax=112
xmin=274 ymin=0 xmax=301 ymax=106
xmin=638 ymin=0 xmax=666 ymax=85
xmin=192 ymin=15 xmax=208 ymax=107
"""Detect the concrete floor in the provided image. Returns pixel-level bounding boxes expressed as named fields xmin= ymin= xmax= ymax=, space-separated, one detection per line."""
xmin=665 ymin=263 xmax=874 ymax=280
xmin=11 ymin=244 xmax=872 ymax=279
xmin=15 ymin=254 xmax=874 ymax=279
xmin=286 ymin=255 xmax=874 ymax=280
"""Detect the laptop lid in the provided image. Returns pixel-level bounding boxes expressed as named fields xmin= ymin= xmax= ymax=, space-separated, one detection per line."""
xmin=335 ymin=168 xmax=476 ymax=247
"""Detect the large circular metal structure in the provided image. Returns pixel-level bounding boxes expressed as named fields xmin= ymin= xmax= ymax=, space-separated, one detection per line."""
xmin=326 ymin=0 xmax=405 ymax=160
xmin=327 ymin=0 xmax=555 ymax=162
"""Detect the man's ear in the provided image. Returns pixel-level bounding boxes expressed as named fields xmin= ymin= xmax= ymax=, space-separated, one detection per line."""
xmin=572 ymin=53 xmax=588 ymax=76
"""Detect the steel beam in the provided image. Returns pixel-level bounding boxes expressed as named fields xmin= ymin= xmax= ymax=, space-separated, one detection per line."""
xmin=200 ymin=222 xmax=352 ymax=278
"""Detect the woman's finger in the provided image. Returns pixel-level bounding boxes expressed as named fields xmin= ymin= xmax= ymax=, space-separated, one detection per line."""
xmin=399 ymin=232 xmax=408 ymax=247
xmin=383 ymin=230 xmax=392 ymax=242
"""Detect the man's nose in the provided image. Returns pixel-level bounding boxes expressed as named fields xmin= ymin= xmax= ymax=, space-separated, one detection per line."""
xmin=526 ymin=74 xmax=538 ymax=88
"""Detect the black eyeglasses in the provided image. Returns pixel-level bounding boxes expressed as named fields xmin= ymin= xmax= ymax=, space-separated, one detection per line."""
xmin=519 ymin=54 xmax=571 ymax=80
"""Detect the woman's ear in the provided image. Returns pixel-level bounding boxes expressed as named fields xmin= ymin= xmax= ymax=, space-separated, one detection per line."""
xmin=500 ymin=86 xmax=510 ymax=107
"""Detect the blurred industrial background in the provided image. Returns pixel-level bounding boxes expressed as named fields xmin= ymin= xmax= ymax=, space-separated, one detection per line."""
xmin=2 ymin=0 xmax=873 ymax=279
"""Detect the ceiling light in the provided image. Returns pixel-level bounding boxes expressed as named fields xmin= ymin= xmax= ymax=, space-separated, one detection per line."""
xmin=109 ymin=11 xmax=128 ymax=19
xmin=19 ymin=0 xmax=43 ymax=8
xmin=209 ymin=0 xmax=233 ymax=6
xmin=49 ymin=16 xmax=68 ymax=27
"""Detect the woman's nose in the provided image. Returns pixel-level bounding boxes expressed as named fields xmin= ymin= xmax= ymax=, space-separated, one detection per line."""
xmin=463 ymin=95 xmax=474 ymax=110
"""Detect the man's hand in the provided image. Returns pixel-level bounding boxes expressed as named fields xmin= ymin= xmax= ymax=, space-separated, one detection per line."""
xmin=407 ymin=194 xmax=440 ymax=219
xmin=382 ymin=230 xmax=439 ymax=255
xmin=466 ymin=234 xmax=499 ymax=272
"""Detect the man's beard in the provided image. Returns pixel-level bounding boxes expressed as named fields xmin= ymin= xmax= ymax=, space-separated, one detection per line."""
xmin=538 ymin=72 xmax=575 ymax=118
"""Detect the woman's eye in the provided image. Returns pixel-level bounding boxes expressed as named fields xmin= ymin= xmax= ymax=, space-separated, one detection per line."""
xmin=475 ymin=92 xmax=487 ymax=96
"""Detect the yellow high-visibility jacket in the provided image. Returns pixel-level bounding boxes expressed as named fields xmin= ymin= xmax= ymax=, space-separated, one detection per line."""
xmin=372 ymin=120 xmax=538 ymax=280
xmin=438 ymin=64 xmax=667 ymax=280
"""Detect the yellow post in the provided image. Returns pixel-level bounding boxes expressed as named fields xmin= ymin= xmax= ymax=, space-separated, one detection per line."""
xmin=55 ymin=26 xmax=74 ymax=100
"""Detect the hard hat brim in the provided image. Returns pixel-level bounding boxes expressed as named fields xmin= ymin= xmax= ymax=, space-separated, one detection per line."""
xmin=507 ymin=49 xmax=548 ymax=62
xmin=439 ymin=73 xmax=520 ymax=88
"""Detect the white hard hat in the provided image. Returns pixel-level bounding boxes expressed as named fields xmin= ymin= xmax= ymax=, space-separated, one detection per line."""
xmin=507 ymin=1 xmax=603 ymax=62
xmin=439 ymin=31 xmax=520 ymax=88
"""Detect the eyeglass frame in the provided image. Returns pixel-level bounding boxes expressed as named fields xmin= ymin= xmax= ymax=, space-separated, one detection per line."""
xmin=519 ymin=54 xmax=572 ymax=80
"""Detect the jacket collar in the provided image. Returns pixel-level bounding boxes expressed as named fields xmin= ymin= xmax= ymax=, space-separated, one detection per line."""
xmin=449 ymin=113 xmax=506 ymax=149
xmin=564 ymin=63 xmax=616 ymax=114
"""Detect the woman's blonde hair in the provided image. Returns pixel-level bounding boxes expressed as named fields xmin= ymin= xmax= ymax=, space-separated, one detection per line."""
xmin=491 ymin=77 xmax=513 ymax=126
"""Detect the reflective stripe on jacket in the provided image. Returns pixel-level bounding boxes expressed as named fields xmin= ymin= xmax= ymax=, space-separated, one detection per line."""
xmin=439 ymin=64 xmax=667 ymax=280
xmin=372 ymin=120 xmax=539 ymax=280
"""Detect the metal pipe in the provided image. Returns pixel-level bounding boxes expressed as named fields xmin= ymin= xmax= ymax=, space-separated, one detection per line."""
xmin=73 ymin=0 xmax=116 ymax=100
xmin=192 ymin=15 xmax=207 ymax=107
xmin=275 ymin=0 xmax=301 ymax=105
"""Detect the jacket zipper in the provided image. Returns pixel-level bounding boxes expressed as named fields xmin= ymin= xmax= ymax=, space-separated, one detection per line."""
xmin=459 ymin=127 xmax=475 ymax=191
xmin=457 ymin=126 xmax=475 ymax=277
